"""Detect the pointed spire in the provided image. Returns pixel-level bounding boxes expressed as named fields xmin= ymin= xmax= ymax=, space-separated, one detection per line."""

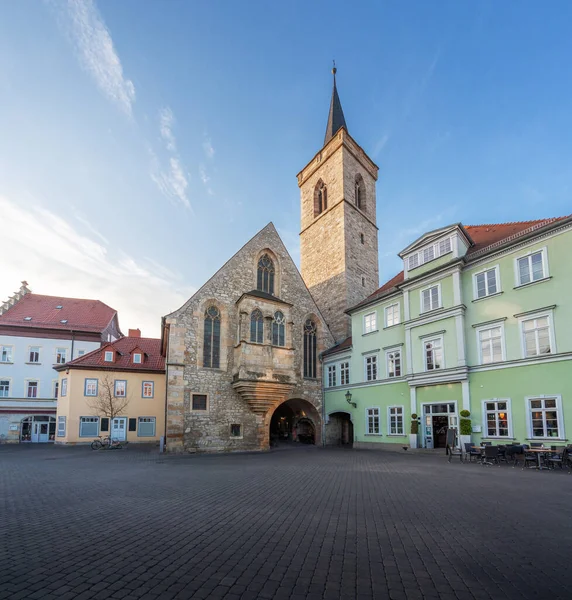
xmin=324 ymin=61 xmax=347 ymax=145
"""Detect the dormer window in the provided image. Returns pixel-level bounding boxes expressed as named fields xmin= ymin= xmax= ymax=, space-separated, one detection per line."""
xmin=407 ymin=237 xmax=453 ymax=271
xmin=56 ymin=305 xmax=63 ymax=309
xmin=104 ymin=351 xmax=114 ymax=362
xmin=60 ymin=319 xmax=68 ymax=324
xmin=133 ymin=353 xmax=142 ymax=364
xmin=24 ymin=317 xmax=32 ymax=321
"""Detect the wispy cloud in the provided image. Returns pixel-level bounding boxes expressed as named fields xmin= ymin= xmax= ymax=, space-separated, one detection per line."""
xmin=52 ymin=0 xmax=136 ymax=116
xmin=150 ymin=107 xmax=191 ymax=209
xmin=0 ymin=194 xmax=193 ymax=336
xmin=202 ymin=135 xmax=215 ymax=159
xmin=199 ymin=164 xmax=214 ymax=196
xmin=372 ymin=133 xmax=390 ymax=158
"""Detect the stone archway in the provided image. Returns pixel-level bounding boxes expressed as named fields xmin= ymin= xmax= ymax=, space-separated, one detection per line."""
xmin=265 ymin=398 xmax=322 ymax=449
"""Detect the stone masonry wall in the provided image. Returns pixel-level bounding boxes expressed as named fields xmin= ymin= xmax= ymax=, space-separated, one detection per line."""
xmin=165 ymin=223 xmax=334 ymax=453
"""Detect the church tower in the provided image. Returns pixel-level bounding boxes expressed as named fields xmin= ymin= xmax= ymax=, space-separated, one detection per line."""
xmin=298 ymin=66 xmax=379 ymax=343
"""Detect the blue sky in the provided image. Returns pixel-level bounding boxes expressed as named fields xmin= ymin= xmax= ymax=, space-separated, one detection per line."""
xmin=1 ymin=1 xmax=571 ymax=336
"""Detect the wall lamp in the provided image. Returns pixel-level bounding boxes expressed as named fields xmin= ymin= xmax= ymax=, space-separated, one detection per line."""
xmin=345 ymin=390 xmax=356 ymax=408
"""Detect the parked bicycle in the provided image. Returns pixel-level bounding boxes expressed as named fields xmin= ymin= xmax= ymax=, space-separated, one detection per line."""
xmin=91 ymin=436 xmax=123 ymax=450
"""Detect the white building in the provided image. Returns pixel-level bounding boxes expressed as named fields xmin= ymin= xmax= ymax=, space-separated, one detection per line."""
xmin=0 ymin=282 xmax=121 ymax=442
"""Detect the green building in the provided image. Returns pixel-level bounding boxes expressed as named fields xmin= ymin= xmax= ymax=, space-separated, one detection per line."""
xmin=323 ymin=216 xmax=572 ymax=450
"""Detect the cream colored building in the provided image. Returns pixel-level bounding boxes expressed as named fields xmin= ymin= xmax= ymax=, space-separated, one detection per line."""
xmin=54 ymin=330 xmax=165 ymax=444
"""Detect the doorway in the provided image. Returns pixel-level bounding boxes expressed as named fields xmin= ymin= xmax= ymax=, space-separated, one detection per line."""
xmin=20 ymin=416 xmax=56 ymax=442
xmin=325 ymin=412 xmax=354 ymax=447
xmin=422 ymin=402 xmax=458 ymax=449
xmin=32 ymin=422 xmax=49 ymax=443
xmin=431 ymin=416 xmax=449 ymax=449
xmin=111 ymin=418 xmax=127 ymax=441
xmin=267 ymin=399 xmax=321 ymax=448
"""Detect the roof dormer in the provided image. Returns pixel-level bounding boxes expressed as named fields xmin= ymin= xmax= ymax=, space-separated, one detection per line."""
xmin=131 ymin=347 xmax=144 ymax=364
xmin=103 ymin=348 xmax=115 ymax=363
xmin=399 ymin=223 xmax=473 ymax=279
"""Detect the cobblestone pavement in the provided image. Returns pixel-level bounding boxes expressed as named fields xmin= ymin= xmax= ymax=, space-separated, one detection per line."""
xmin=1 ymin=444 xmax=571 ymax=600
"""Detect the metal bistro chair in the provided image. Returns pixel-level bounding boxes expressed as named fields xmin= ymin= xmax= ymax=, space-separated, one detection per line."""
xmin=482 ymin=445 xmax=500 ymax=467
xmin=547 ymin=447 xmax=567 ymax=470
xmin=465 ymin=442 xmax=482 ymax=463
xmin=497 ymin=444 xmax=508 ymax=463
xmin=506 ymin=444 xmax=523 ymax=467
xmin=522 ymin=444 xmax=538 ymax=470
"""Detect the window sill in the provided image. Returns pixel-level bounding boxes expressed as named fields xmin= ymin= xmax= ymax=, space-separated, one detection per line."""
xmin=383 ymin=323 xmax=402 ymax=330
xmin=420 ymin=306 xmax=443 ymax=316
xmin=514 ymin=276 xmax=552 ymax=290
xmin=526 ymin=438 xmax=567 ymax=442
xmin=362 ymin=330 xmax=379 ymax=337
xmin=0 ymin=362 xmax=14 ymax=365
xmin=25 ymin=362 xmax=42 ymax=365
xmin=481 ymin=437 xmax=515 ymax=440
xmin=387 ymin=434 xmax=406 ymax=437
xmin=472 ymin=291 xmax=504 ymax=303
xmin=364 ymin=434 xmax=382 ymax=437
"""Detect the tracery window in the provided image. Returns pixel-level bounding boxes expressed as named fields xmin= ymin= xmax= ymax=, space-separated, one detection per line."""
xmin=354 ymin=174 xmax=365 ymax=210
xmin=272 ymin=311 xmax=285 ymax=347
xmin=314 ymin=181 xmax=327 ymax=216
xmin=203 ymin=306 xmax=221 ymax=368
xmin=303 ymin=319 xmax=317 ymax=378
xmin=257 ymin=254 xmax=275 ymax=295
xmin=250 ymin=309 xmax=264 ymax=344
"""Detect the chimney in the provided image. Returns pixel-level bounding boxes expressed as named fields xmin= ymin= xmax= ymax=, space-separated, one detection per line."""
xmin=128 ymin=328 xmax=141 ymax=338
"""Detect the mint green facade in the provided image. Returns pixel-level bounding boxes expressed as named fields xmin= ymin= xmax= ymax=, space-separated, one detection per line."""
xmin=323 ymin=219 xmax=572 ymax=450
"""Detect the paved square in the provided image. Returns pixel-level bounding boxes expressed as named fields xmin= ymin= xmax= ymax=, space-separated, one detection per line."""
xmin=1 ymin=445 xmax=571 ymax=600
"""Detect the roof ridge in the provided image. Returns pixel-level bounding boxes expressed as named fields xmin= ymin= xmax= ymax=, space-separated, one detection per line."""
xmin=466 ymin=217 xmax=561 ymax=228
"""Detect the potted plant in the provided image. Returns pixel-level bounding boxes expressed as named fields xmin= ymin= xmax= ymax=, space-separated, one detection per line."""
xmin=459 ymin=409 xmax=472 ymax=449
xmin=409 ymin=414 xmax=419 ymax=449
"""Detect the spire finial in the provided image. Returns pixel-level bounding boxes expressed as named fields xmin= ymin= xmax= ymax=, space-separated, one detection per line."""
xmin=332 ymin=60 xmax=337 ymax=77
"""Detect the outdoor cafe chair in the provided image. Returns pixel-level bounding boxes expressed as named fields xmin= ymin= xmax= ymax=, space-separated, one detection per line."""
xmin=497 ymin=444 xmax=508 ymax=463
xmin=506 ymin=444 xmax=524 ymax=467
xmin=522 ymin=445 xmax=540 ymax=469
xmin=465 ymin=442 xmax=481 ymax=463
xmin=547 ymin=447 xmax=566 ymax=470
xmin=482 ymin=445 xmax=500 ymax=466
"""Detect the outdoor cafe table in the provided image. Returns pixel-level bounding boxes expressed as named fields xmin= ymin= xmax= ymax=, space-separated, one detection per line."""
xmin=525 ymin=447 xmax=565 ymax=470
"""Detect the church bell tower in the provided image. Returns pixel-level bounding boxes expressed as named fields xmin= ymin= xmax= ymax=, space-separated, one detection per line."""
xmin=298 ymin=66 xmax=379 ymax=343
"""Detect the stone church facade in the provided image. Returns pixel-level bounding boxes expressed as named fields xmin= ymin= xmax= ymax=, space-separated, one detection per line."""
xmin=163 ymin=69 xmax=380 ymax=452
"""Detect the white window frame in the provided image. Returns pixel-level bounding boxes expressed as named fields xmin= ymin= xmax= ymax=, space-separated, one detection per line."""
xmin=53 ymin=380 xmax=59 ymax=399
xmin=26 ymin=380 xmax=39 ymax=398
xmin=472 ymin=265 xmax=501 ymax=300
xmin=514 ymin=247 xmax=549 ymax=287
xmin=114 ymin=380 xmax=127 ymax=397
xmin=104 ymin=351 xmax=114 ymax=362
xmin=384 ymin=303 xmax=400 ymax=327
xmin=0 ymin=345 xmax=13 ymax=363
xmin=0 ymin=378 xmax=11 ymax=398
xmin=133 ymin=353 xmax=142 ymax=364
xmin=85 ymin=378 xmax=98 ymax=397
xmin=363 ymin=312 xmax=377 ymax=334
xmin=77 ymin=349 xmax=86 ymax=357
xmin=364 ymin=354 xmax=378 ymax=382
xmin=28 ymin=346 xmax=41 ymax=363
xmin=340 ymin=361 xmax=350 ymax=386
xmin=475 ymin=322 xmax=506 ymax=365
xmin=137 ymin=417 xmax=156 ymax=437
xmin=327 ymin=365 xmax=337 ymax=388
xmin=525 ymin=395 xmax=564 ymax=440
xmin=142 ymin=381 xmax=154 ymax=398
xmin=387 ymin=405 xmax=404 ymax=436
xmin=55 ymin=347 xmax=68 ymax=365
xmin=518 ymin=310 xmax=556 ymax=358
xmin=386 ymin=349 xmax=402 ymax=378
xmin=420 ymin=283 xmax=441 ymax=313
xmin=79 ymin=416 xmax=99 ymax=438
xmin=481 ymin=399 xmax=512 ymax=439
xmin=406 ymin=236 xmax=453 ymax=271
xmin=61 ymin=378 xmax=68 ymax=397
xmin=57 ymin=416 xmax=66 ymax=438
xmin=424 ymin=337 xmax=444 ymax=371
xmin=366 ymin=407 xmax=381 ymax=435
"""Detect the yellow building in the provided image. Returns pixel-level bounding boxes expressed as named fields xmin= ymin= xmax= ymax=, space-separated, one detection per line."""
xmin=54 ymin=330 xmax=165 ymax=444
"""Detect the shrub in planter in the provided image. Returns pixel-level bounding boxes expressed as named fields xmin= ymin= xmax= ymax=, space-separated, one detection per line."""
xmin=459 ymin=409 xmax=472 ymax=436
xmin=410 ymin=413 xmax=419 ymax=435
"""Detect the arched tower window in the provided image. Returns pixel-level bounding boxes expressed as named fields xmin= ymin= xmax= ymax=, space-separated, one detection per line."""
xmin=354 ymin=174 xmax=365 ymax=211
xmin=314 ymin=180 xmax=327 ymax=217
xmin=257 ymin=254 xmax=275 ymax=295
xmin=303 ymin=319 xmax=317 ymax=378
xmin=250 ymin=309 xmax=264 ymax=344
xmin=272 ymin=311 xmax=285 ymax=347
xmin=203 ymin=306 xmax=221 ymax=368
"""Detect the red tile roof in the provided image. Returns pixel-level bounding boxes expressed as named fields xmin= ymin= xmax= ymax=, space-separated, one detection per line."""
xmin=322 ymin=336 xmax=353 ymax=358
xmin=60 ymin=336 xmax=165 ymax=372
xmin=0 ymin=293 xmax=117 ymax=333
xmin=351 ymin=216 xmax=568 ymax=312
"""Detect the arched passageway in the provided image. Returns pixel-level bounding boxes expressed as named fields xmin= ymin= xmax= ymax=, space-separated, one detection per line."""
xmin=325 ymin=412 xmax=354 ymax=447
xmin=267 ymin=398 xmax=321 ymax=448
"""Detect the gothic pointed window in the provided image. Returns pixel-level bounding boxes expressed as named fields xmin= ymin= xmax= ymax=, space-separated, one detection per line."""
xmin=303 ymin=319 xmax=317 ymax=378
xmin=250 ymin=309 xmax=264 ymax=344
xmin=354 ymin=174 xmax=365 ymax=211
xmin=203 ymin=306 xmax=221 ymax=368
xmin=257 ymin=254 xmax=275 ymax=295
xmin=272 ymin=311 xmax=285 ymax=347
xmin=314 ymin=181 xmax=327 ymax=217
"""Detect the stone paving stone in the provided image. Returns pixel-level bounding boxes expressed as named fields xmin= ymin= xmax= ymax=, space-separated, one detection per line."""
xmin=2 ymin=444 xmax=572 ymax=599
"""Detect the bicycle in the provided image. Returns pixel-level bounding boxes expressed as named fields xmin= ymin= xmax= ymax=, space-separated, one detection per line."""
xmin=91 ymin=436 xmax=123 ymax=450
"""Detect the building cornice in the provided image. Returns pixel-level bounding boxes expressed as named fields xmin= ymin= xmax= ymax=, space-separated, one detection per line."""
xmin=469 ymin=351 xmax=572 ymax=373
xmin=404 ymin=305 xmax=466 ymax=329
xmin=406 ymin=366 xmax=469 ymax=387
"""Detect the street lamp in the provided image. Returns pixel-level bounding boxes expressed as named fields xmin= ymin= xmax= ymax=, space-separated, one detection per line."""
xmin=345 ymin=390 xmax=356 ymax=408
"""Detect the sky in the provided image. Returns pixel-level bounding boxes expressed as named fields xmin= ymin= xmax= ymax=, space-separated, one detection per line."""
xmin=1 ymin=1 xmax=571 ymax=338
